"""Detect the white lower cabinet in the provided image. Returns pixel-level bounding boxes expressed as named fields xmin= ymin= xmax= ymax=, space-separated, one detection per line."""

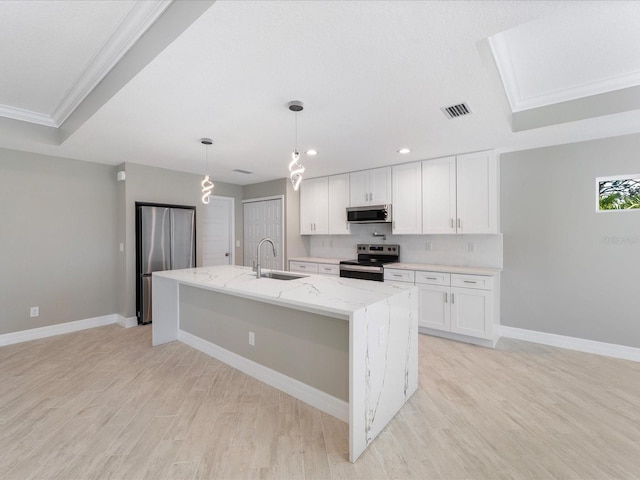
xmin=317 ymin=263 xmax=339 ymax=276
xmin=450 ymin=286 xmax=493 ymax=339
xmin=386 ymin=268 xmax=497 ymax=344
xmin=418 ymin=284 xmax=450 ymax=331
xmin=289 ymin=261 xmax=319 ymax=274
xmin=289 ymin=260 xmax=339 ymax=276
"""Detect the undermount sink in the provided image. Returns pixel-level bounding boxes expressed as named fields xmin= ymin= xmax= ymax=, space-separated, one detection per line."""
xmin=260 ymin=271 xmax=308 ymax=281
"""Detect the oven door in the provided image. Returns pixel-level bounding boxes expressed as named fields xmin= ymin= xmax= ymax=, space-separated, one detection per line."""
xmin=339 ymin=264 xmax=384 ymax=282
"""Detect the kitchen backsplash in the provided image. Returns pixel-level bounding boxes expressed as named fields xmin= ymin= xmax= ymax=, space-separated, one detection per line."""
xmin=308 ymin=223 xmax=503 ymax=268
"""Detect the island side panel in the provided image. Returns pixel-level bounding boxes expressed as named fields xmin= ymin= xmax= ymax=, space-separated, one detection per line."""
xmin=349 ymin=286 xmax=419 ymax=462
xmin=179 ymin=285 xmax=349 ymax=402
xmin=152 ymin=274 xmax=179 ymax=346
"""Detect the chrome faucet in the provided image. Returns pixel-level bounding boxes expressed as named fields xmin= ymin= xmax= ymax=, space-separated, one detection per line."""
xmin=255 ymin=237 xmax=277 ymax=278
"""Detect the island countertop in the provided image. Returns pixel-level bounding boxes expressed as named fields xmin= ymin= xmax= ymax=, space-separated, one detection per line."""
xmin=154 ymin=265 xmax=415 ymax=319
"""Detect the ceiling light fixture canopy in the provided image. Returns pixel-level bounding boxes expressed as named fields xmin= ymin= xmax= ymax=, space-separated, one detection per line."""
xmin=200 ymin=137 xmax=213 ymax=204
xmin=288 ymin=100 xmax=305 ymax=191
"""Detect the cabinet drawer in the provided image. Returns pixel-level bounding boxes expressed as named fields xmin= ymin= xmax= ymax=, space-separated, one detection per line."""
xmin=384 ymin=268 xmax=415 ymax=283
xmin=289 ymin=261 xmax=319 ymax=274
xmin=318 ymin=263 xmax=339 ymax=275
xmin=451 ymin=274 xmax=493 ymax=290
xmin=415 ymin=271 xmax=450 ymax=286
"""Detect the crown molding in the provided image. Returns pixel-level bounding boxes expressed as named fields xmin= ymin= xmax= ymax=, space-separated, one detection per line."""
xmin=0 ymin=1 xmax=173 ymax=128
xmin=51 ymin=0 xmax=173 ymax=126
xmin=0 ymin=104 xmax=57 ymax=127
xmin=489 ymin=33 xmax=640 ymax=113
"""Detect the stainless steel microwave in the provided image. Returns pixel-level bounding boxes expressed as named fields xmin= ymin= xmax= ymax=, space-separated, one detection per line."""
xmin=346 ymin=204 xmax=392 ymax=224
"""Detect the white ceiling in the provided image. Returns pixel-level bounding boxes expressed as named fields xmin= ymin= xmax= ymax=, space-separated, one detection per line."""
xmin=2 ymin=0 xmax=640 ymax=186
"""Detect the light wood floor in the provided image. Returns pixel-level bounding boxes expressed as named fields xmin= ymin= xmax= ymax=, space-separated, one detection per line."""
xmin=1 ymin=325 xmax=640 ymax=480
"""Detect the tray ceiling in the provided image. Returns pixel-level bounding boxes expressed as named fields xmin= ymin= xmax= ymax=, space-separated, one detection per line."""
xmin=2 ymin=1 xmax=640 ymax=185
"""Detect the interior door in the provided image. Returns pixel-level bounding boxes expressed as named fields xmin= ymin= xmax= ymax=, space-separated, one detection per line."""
xmin=202 ymin=196 xmax=234 ymax=266
xmin=243 ymin=197 xmax=283 ymax=270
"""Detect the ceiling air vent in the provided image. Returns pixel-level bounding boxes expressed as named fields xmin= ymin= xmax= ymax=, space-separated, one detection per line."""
xmin=233 ymin=169 xmax=253 ymax=174
xmin=441 ymin=102 xmax=472 ymax=119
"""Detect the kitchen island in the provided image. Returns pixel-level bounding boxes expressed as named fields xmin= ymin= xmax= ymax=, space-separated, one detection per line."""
xmin=152 ymin=265 xmax=418 ymax=462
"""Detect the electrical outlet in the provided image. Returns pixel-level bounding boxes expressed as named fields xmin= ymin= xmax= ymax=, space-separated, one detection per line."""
xmin=468 ymin=242 xmax=476 ymax=253
xmin=249 ymin=331 xmax=255 ymax=346
xmin=119 ymin=242 xmax=124 ymax=252
xmin=425 ymin=241 xmax=432 ymax=251
xmin=30 ymin=306 xmax=39 ymax=317
xmin=236 ymin=240 xmax=241 ymax=247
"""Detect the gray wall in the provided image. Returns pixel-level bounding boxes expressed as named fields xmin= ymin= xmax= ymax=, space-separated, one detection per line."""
xmin=0 ymin=148 xmax=118 ymax=335
xmin=117 ymin=162 xmax=244 ymax=318
xmin=180 ymin=285 xmax=349 ymax=400
xmin=501 ymin=134 xmax=640 ymax=348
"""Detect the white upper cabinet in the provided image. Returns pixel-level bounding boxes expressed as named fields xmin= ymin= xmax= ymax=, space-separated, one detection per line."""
xmin=299 ymin=176 xmax=328 ymax=235
xmin=392 ymin=162 xmax=422 ymax=234
xmin=349 ymin=167 xmax=391 ymax=206
xmin=456 ymin=150 xmax=498 ymax=234
xmin=422 ymin=151 xmax=498 ymax=234
xmin=422 ymin=156 xmax=457 ymax=234
xmin=328 ymin=174 xmax=350 ymax=235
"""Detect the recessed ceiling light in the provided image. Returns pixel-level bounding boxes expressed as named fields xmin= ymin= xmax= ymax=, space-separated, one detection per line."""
xmin=306 ymin=149 xmax=318 ymax=156
xmin=397 ymin=148 xmax=411 ymax=154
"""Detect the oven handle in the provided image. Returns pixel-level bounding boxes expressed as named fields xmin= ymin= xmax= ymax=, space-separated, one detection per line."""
xmin=339 ymin=264 xmax=384 ymax=273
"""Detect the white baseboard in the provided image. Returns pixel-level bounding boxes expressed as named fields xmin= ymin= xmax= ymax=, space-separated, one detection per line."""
xmin=418 ymin=327 xmax=497 ymax=348
xmin=0 ymin=314 xmax=118 ymax=347
xmin=178 ymin=329 xmax=349 ymax=422
xmin=499 ymin=326 xmax=640 ymax=363
xmin=116 ymin=315 xmax=138 ymax=328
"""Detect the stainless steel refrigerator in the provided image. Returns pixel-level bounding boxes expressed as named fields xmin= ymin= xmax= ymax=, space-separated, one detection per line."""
xmin=136 ymin=203 xmax=196 ymax=325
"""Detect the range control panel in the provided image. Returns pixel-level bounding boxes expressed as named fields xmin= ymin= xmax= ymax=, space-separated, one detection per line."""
xmin=356 ymin=244 xmax=400 ymax=257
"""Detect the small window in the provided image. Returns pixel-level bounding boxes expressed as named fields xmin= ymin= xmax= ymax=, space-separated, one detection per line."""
xmin=596 ymin=175 xmax=640 ymax=212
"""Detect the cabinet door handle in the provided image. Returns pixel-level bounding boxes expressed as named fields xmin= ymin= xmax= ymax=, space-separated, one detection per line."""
xmin=463 ymin=280 xmax=477 ymax=284
xmin=393 ymin=274 xmax=403 ymax=278
xmin=451 ymin=293 xmax=455 ymax=304
xmin=450 ymin=218 xmax=454 ymax=228
xmin=457 ymin=218 xmax=461 ymax=229
xmin=444 ymin=292 xmax=448 ymax=303
xmin=426 ymin=277 xmax=437 ymax=280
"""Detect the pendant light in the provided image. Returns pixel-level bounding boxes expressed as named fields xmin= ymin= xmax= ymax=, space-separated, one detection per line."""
xmin=288 ymin=100 xmax=305 ymax=191
xmin=200 ymin=138 xmax=213 ymax=204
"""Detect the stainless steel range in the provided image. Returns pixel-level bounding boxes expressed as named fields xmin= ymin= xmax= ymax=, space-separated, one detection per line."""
xmin=339 ymin=244 xmax=400 ymax=282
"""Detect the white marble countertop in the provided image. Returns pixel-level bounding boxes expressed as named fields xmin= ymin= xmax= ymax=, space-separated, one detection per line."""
xmin=288 ymin=256 xmax=345 ymax=264
xmin=154 ymin=265 xmax=414 ymax=319
xmin=386 ymin=262 xmax=501 ymax=276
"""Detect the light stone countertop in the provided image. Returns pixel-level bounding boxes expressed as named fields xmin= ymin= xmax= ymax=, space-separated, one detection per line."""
xmin=154 ymin=265 xmax=414 ymax=319
xmin=288 ymin=257 xmax=345 ymax=264
xmin=386 ymin=262 xmax=501 ymax=276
